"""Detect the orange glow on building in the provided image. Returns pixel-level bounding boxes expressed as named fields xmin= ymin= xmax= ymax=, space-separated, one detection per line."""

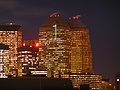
xmin=38 ymin=13 xmax=94 ymax=88
xmin=17 ymin=45 xmax=39 ymax=76
xmin=23 ymin=40 xmax=39 ymax=47
xmin=39 ymin=13 xmax=71 ymax=77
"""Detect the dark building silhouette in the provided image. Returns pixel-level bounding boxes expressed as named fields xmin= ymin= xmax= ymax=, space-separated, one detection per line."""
xmin=80 ymin=84 xmax=90 ymax=90
xmin=0 ymin=77 xmax=73 ymax=90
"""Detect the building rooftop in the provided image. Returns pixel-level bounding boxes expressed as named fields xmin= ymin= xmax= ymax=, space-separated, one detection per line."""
xmin=68 ymin=15 xmax=86 ymax=28
xmin=40 ymin=12 xmax=70 ymax=30
xmin=0 ymin=24 xmax=21 ymax=31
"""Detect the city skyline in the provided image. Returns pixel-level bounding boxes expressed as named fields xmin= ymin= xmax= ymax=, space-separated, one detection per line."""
xmin=0 ymin=0 xmax=120 ymax=82
xmin=0 ymin=14 xmax=112 ymax=89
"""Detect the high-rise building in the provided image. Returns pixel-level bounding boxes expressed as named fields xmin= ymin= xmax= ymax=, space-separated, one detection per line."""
xmin=68 ymin=15 xmax=93 ymax=73
xmin=39 ymin=12 xmax=71 ymax=77
xmin=0 ymin=44 xmax=9 ymax=78
xmin=17 ymin=40 xmax=39 ymax=76
xmin=0 ymin=23 xmax=22 ymax=76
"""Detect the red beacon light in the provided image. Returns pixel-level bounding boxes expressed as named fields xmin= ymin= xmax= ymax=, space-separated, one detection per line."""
xmin=72 ymin=15 xmax=81 ymax=19
xmin=35 ymin=43 xmax=39 ymax=47
xmin=23 ymin=43 xmax=26 ymax=46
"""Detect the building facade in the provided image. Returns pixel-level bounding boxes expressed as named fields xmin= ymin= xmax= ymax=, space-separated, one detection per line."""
xmin=0 ymin=23 xmax=22 ymax=76
xmin=68 ymin=16 xmax=93 ymax=73
xmin=58 ymin=73 xmax=102 ymax=90
xmin=17 ymin=40 xmax=39 ymax=76
xmin=0 ymin=44 xmax=9 ymax=78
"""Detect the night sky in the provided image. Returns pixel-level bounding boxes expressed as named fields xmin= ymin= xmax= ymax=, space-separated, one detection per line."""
xmin=0 ymin=0 xmax=120 ymax=82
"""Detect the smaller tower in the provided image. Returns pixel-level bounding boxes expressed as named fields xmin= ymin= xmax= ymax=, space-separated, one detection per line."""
xmin=17 ymin=40 xmax=39 ymax=76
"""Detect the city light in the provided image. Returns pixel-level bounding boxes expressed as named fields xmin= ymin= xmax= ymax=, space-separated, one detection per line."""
xmin=35 ymin=43 xmax=39 ymax=47
xmin=0 ymin=12 xmax=113 ymax=90
xmin=117 ymin=78 xmax=120 ymax=82
xmin=23 ymin=43 xmax=25 ymax=46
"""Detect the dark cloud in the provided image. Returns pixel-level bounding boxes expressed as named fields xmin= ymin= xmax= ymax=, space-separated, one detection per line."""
xmin=13 ymin=8 xmax=53 ymax=18
xmin=0 ymin=0 xmax=17 ymax=9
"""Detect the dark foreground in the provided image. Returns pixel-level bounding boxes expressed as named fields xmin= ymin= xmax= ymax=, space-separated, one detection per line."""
xmin=0 ymin=77 xmax=73 ymax=90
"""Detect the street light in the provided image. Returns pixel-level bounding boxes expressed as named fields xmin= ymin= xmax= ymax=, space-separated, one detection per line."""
xmin=117 ymin=78 xmax=120 ymax=82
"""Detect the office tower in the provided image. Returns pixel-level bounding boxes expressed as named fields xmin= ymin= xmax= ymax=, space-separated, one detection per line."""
xmin=0 ymin=44 xmax=9 ymax=78
xmin=0 ymin=23 xmax=22 ymax=76
xmin=17 ymin=40 xmax=39 ymax=76
xmin=68 ymin=15 xmax=93 ymax=73
xmin=115 ymin=73 xmax=120 ymax=90
xmin=39 ymin=12 xmax=71 ymax=77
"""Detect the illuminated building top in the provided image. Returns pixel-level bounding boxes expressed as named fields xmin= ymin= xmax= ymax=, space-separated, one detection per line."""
xmin=23 ymin=40 xmax=39 ymax=47
xmin=40 ymin=12 xmax=70 ymax=30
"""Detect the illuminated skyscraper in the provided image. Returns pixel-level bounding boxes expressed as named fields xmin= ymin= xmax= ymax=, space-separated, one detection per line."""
xmin=38 ymin=13 xmax=99 ymax=89
xmin=39 ymin=12 xmax=71 ymax=77
xmin=0 ymin=23 xmax=22 ymax=76
xmin=68 ymin=15 xmax=93 ymax=73
xmin=39 ymin=13 xmax=93 ymax=76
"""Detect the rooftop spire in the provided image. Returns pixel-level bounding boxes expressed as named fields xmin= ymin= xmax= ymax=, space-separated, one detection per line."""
xmin=49 ymin=12 xmax=60 ymax=18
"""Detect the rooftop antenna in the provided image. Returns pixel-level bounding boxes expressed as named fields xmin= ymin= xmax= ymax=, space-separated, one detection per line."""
xmin=53 ymin=24 xmax=57 ymax=41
